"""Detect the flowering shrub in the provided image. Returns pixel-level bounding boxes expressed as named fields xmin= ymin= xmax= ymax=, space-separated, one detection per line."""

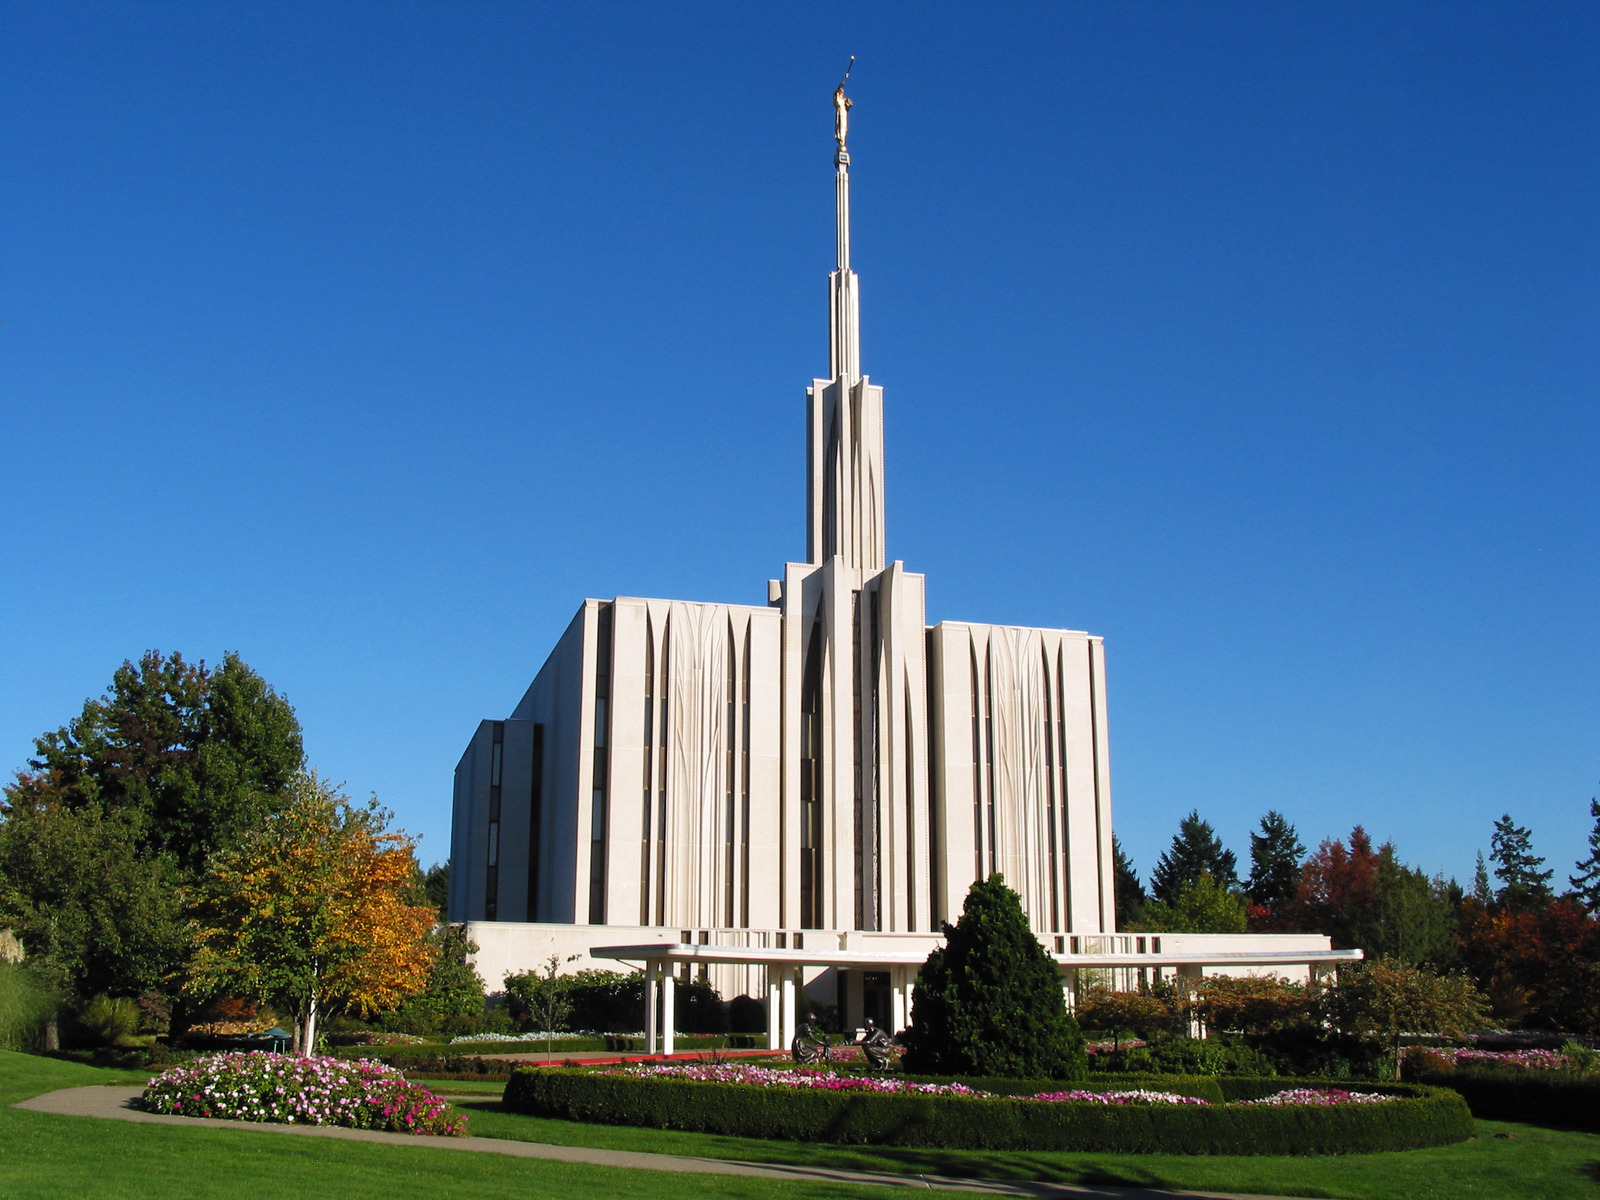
xmin=616 ymin=1064 xmax=1397 ymax=1108
xmin=141 ymin=1052 xmax=467 ymax=1136
xmin=1238 ymin=1088 xmax=1394 ymax=1107
xmin=1433 ymin=1048 xmax=1576 ymax=1071
xmin=619 ymin=1062 xmax=985 ymax=1097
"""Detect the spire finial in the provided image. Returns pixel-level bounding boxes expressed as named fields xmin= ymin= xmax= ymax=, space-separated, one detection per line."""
xmin=833 ymin=58 xmax=854 ymax=150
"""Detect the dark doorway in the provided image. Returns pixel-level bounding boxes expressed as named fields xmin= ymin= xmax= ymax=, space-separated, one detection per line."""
xmin=862 ymin=971 xmax=890 ymax=1030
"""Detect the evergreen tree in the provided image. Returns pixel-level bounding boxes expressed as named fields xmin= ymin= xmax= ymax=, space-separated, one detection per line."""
xmin=1471 ymin=852 xmax=1493 ymax=905
xmin=1489 ymin=814 xmax=1553 ymax=911
xmin=1245 ymin=810 xmax=1305 ymax=908
xmin=1111 ymin=835 xmax=1147 ymax=929
xmin=902 ymin=874 xmax=1087 ymax=1079
xmin=1150 ymin=810 xmax=1238 ymax=902
xmin=1569 ymin=796 xmax=1600 ymax=912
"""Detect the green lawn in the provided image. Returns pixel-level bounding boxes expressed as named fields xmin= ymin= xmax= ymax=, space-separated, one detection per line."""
xmin=459 ymin=1093 xmax=1600 ymax=1200
xmin=4 ymin=1050 xmax=1598 ymax=1200
xmin=0 ymin=1052 xmax=907 ymax=1200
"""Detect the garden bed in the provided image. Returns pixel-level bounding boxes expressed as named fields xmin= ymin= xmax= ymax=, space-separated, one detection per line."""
xmin=502 ymin=1064 xmax=1470 ymax=1154
xmin=140 ymin=1051 xmax=468 ymax=1135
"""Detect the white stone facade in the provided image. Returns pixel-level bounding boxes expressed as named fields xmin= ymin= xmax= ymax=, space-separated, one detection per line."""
xmin=448 ymin=105 xmax=1354 ymax=1022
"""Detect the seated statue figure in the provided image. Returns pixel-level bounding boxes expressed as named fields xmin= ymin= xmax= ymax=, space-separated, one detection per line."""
xmin=791 ymin=1021 xmax=828 ymax=1065
xmin=858 ymin=1018 xmax=895 ymax=1071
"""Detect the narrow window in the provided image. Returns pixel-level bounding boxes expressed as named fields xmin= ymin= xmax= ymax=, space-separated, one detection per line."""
xmin=656 ymin=618 xmax=671 ymax=925
xmin=799 ymin=617 xmax=824 ymax=929
xmin=725 ymin=622 xmax=737 ymax=928
xmin=984 ymin=642 xmax=997 ymax=878
xmin=588 ymin=604 xmax=613 ymax=924
xmin=904 ymin=678 xmax=916 ymax=932
xmin=527 ymin=723 xmax=544 ymax=921
xmin=486 ymin=721 xmax=503 ymax=920
xmin=970 ymin=644 xmax=982 ymax=884
xmin=1043 ymin=646 xmax=1060 ymax=932
xmin=640 ymin=617 xmax=654 ymax=925
xmin=740 ymin=621 xmax=752 ymax=928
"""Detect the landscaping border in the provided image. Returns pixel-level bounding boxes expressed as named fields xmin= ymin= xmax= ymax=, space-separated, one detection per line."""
xmin=502 ymin=1068 xmax=1472 ymax=1155
xmin=1411 ymin=1068 xmax=1600 ymax=1132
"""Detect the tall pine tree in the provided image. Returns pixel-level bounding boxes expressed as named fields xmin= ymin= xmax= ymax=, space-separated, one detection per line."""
xmin=1150 ymin=810 xmax=1238 ymax=902
xmin=1570 ymin=795 xmax=1600 ymax=912
xmin=1112 ymin=835 xmax=1147 ymax=929
xmin=1489 ymin=814 xmax=1553 ymax=911
xmin=1245 ymin=810 xmax=1305 ymax=908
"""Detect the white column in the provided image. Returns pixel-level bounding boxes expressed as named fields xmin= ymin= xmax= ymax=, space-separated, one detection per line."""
xmin=661 ymin=968 xmax=676 ymax=1056
xmin=780 ymin=966 xmax=798 ymax=1051
xmin=644 ymin=962 xmax=659 ymax=1055
xmin=766 ymin=968 xmax=782 ymax=1051
xmin=890 ymin=968 xmax=908 ymax=1034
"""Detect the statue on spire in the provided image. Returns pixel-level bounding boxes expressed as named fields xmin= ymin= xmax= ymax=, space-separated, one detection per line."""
xmin=833 ymin=57 xmax=854 ymax=147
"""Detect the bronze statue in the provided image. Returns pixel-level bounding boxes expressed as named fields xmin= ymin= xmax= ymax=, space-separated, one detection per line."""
xmin=858 ymin=1018 xmax=895 ymax=1071
xmin=834 ymin=57 xmax=854 ymax=147
xmin=791 ymin=1021 xmax=829 ymax=1065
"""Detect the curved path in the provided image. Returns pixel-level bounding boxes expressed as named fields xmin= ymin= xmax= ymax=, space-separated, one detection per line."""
xmin=15 ymin=1085 xmax=1298 ymax=1200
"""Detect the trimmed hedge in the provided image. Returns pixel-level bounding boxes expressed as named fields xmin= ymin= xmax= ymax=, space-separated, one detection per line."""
xmin=1413 ymin=1068 xmax=1600 ymax=1132
xmin=502 ymin=1068 xmax=1472 ymax=1154
xmin=899 ymin=1072 xmax=1225 ymax=1104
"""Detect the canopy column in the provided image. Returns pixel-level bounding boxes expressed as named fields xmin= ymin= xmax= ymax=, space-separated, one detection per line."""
xmin=644 ymin=962 xmax=660 ymax=1054
xmin=766 ymin=967 xmax=783 ymax=1051
xmin=660 ymin=968 xmax=676 ymax=1056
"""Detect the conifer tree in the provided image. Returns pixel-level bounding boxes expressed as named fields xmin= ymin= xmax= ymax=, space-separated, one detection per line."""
xmin=1489 ymin=814 xmax=1553 ymax=911
xmin=902 ymin=875 xmax=1087 ymax=1079
xmin=1111 ymin=835 xmax=1147 ymax=929
xmin=1570 ymin=796 xmax=1600 ymax=912
xmin=1245 ymin=810 xmax=1306 ymax=908
xmin=1471 ymin=852 xmax=1493 ymax=905
xmin=1150 ymin=810 xmax=1238 ymax=902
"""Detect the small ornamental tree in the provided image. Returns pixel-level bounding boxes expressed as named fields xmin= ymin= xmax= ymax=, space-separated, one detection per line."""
xmin=187 ymin=772 xmax=435 ymax=1050
xmin=1321 ymin=958 xmax=1489 ymax=1079
xmin=901 ymin=874 xmax=1087 ymax=1079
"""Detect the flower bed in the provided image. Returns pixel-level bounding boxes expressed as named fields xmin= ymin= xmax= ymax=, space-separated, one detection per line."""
xmin=1422 ymin=1048 xmax=1576 ymax=1071
xmin=141 ymin=1052 xmax=468 ymax=1136
xmin=621 ymin=1064 xmax=1224 ymax=1106
xmin=504 ymin=1066 xmax=1468 ymax=1154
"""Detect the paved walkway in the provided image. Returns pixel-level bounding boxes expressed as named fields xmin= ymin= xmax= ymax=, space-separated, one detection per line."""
xmin=14 ymin=1085 xmax=1298 ymax=1200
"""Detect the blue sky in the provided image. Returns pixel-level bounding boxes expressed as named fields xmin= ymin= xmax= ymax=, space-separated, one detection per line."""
xmin=3 ymin=2 xmax=1596 ymax=890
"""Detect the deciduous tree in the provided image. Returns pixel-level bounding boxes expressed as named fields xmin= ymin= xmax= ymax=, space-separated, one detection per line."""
xmin=1321 ymin=958 xmax=1489 ymax=1078
xmin=1133 ymin=871 xmax=1248 ymax=934
xmin=187 ymin=772 xmax=435 ymax=1050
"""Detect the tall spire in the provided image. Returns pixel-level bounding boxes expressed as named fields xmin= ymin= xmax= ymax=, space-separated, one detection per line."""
xmin=829 ymin=68 xmax=860 ymax=382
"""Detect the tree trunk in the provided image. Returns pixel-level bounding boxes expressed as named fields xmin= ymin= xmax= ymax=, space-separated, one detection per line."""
xmin=300 ymin=976 xmax=319 ymax=1056
xmin=42 ymin=1017 xmax=59 ymax=1052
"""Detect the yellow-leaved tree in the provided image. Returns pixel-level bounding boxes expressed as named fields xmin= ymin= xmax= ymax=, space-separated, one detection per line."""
xmin=187 ymin=771 xmax=435 ymax=1051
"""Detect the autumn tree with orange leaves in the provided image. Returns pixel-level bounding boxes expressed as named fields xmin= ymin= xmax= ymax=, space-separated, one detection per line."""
xmin=187 ymin=772 xmax=435 ymax=1051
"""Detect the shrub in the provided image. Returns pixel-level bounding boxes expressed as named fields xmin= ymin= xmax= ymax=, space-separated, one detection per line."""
xmin=1409 ymin=1065 xmax=1600 ymax=1131
xmin=902 ymin=874 xmax=1087 ymax=1079
xmin=503 ymin=1067 xmax=1471 ymax=1154
xmin=1093 ymin=1035 xmax=1277 ymax=1078
xmin=727 ymin=994 xmax=766 ymax=1034
xmin=141 ymin=1051 xmax=467 ymax=1135
xmin=0 ymin=962 xmax=57 ymax=1051
xmin=503 ymin=967 xmax=728 ymax=1034
xmin=79 ymin=995 xmax=141 ymax=1046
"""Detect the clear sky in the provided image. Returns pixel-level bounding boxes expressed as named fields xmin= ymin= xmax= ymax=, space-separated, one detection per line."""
xmin=3 ymin=2 xmax=1596 ymax=891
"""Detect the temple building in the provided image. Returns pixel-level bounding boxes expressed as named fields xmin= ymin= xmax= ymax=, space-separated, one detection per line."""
xmin=448 ymin=86 xmax=1356 ymax=1045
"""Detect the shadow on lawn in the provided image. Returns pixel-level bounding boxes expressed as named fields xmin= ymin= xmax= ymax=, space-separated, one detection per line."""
xmin=454 ymin=1099 xmax=1187 ymax=1190
xmin=1579 ymin=1160 xmax=1600 ymax=1184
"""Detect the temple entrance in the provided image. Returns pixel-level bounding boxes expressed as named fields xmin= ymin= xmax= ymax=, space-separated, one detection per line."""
xmin=862 ymin=971 xmax=890 ymax=1030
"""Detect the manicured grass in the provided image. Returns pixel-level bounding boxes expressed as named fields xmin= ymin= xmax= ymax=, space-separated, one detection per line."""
xmin=6 ymin=1051 xmax=1598 ymax=1200
xmin=0 ymin=1051 xmax=909 ymax=1200
xmin=460 ymin=1097 xmax=1600 ymax=1200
